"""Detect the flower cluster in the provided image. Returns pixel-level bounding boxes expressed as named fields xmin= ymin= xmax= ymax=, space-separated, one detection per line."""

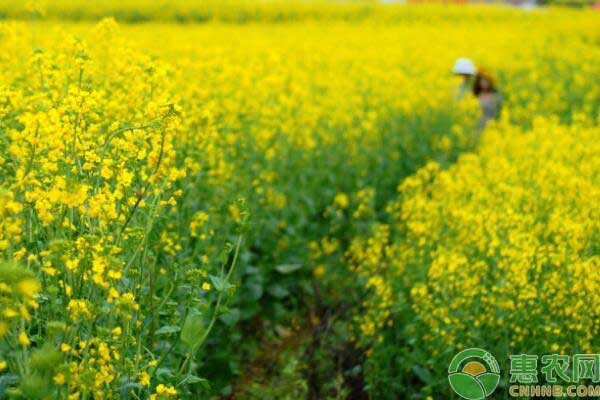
xmin=350 ymin=118 xmax=600 ymax=396
xmin=0 ymin=261 xmax=40 ymax=340
xmin=0 ymin=19 xmax=211 ymax=399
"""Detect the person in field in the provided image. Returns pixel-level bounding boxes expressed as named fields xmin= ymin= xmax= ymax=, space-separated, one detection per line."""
xmin=452 ymin=58 xmax=476 ymax=99
xmin=472 ymin=69 xmax=501 ymax=131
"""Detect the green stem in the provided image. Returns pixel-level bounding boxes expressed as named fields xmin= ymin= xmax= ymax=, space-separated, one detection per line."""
xmin=176 ymin=234 xmax=243 ymax=380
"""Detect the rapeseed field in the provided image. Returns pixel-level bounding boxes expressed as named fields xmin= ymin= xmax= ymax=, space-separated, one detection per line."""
xmin=0 ymin=1 xmax=598 ymax=399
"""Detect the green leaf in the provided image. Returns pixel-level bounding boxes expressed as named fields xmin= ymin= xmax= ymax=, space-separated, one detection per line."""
xmin=412 ymin=365 xmax=432 ymax=384
xmin=119 ymin=382 xmax=143 ymax=399
xmin=244 ymin=281 xmax=263 ymax=301
xmin=219 ymin=308 xmax=240 ymax=327
xmin=0 ymin=374 xmax=18 ymax=397
xmin=268 ymin=284 xmax=289 ymax=299
xmin=156 ymin=368 xmax=175 ymax=380
xmin=275 ymin=263 xmax=302 ymax=274
xmin=181 ymin=308 xmax=205 ymax=351
xmin=179 ymin=375 xmax=208 ymax=387
xmin=209 ymin=275 xmax=232 ymax=292
xmin=155 ymin=325 xmax=180 ymax=335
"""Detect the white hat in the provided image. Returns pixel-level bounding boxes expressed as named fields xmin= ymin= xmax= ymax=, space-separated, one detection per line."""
xmin=452 ymin=58 xmax=476 ymax=75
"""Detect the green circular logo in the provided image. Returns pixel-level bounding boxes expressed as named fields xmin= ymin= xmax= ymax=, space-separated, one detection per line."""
xmin=448 ymin=348 xmax=500 ymax=400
